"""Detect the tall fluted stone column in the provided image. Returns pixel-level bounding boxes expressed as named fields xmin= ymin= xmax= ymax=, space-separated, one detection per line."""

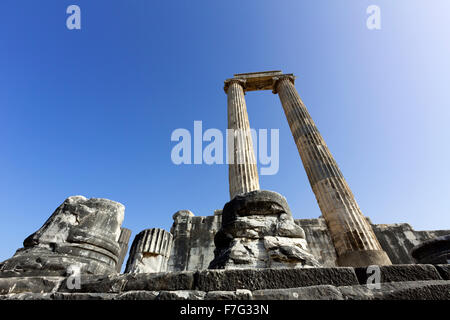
xmin=274 ymin=75 xmax=391 ymax=267
xmin=225 ymin=79 xmax=260 ymax=199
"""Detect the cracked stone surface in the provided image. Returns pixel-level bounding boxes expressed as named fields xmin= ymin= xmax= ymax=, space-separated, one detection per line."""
xmin=0 ymin=196 xmax=125 ymax=277
xmin=125 ymin=228 xmax=173 ymax=273
xmin=209 ymin=190 xmax=320 ymax=269
xmin=411 ymin=234 xmax=450 ymax=264
xmin=0 ymin=265 xmax=447 ymax=300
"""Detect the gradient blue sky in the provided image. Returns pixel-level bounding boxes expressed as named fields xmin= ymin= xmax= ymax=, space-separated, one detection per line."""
xmin=1 ymin=1 xmax=449 ymax=263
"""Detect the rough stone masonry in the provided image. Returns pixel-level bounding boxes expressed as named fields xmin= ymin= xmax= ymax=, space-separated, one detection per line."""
xmin=208 ymin=190 xmax=320 ymax=269
xmin=0 ymin=196 xmax=124 ymax=277
xmin=0 ymin=71 xmax=448 ymax=300
xmin=0 ymin=194 xmax=448 ymax=300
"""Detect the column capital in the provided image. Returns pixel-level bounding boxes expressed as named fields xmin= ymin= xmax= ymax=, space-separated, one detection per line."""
xmin=224 ymin=78 xmax=247 ymax=94
xmin=272 ymin=74 xmax=296 ymax=94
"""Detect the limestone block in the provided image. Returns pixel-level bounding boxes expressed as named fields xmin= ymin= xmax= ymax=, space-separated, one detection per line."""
xmin=373 ymin=223 xmax=449 ymax=264
xmin=0 ymin=276 xmax=64 ymax=294
xmin=209 ymin=190 xmax=320 ymax=269
xmin=354 ymin=264 xmax=443 ymax=285
xmin=0 ymin=196 xmax=124 ymax=277
xmin=156 ymin=290 xmax=206 ymax=300
xmin=0 ymin=293 xmax=54 ymax=300
xmin=277 ymin=214 xmax=306 ymax=238
xmin=52 ymin=292 xmax=116 ymax=300
xmin=196 ymin=267 xmax=358 ymax=291
xmin=226 ymin=79 xmax=260 ymax=198
xmin=252 ymin=285 xmax=343 ymax=300
xmin=275 ymin=75 xmax=390 ymax=266
xmin=224 ymin=215 xmax=279 ymax=239
xmin=167 ymin=211 xmax=222 ymax=272
xmin=224 ymin=238 xmax=268 ymax=268
xmin=116 ymin=228 xmax=132 ymax=272
xmin=339 ymin=280 xmax=450 ymax=300
xmin=205 ymin=289 xmax=252 ymax=300
xmin=264 ymin=236 xmax=321 ymax=268
xmin=123 ymin=271 xmax=194 ymax=292
xmin=115 ymin=290 xmax=159 ymax=300
xmin=58 ymin=273 xmax=127 ymax=293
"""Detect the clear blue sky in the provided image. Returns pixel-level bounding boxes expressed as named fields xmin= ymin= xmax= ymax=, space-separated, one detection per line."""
xmin=1 ymin=1 xmax=449 ymax=263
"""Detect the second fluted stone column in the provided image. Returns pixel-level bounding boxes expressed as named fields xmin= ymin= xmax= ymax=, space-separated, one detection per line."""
xmin=225 ymin=79 xmax=260 ymax=199
xmin=274 ymin=75 xmax=391 ymax=267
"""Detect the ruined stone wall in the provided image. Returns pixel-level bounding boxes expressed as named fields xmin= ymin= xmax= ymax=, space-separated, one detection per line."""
xmin=372 ymin=223 xmax=449 ymax=264
xmin=296 ymin=218 xmax=450 ymax=267
xmin=295 ymin=218 xmax=338 ymax=266
xmin=167 ymin=213 xmax=449 ymax=271
xmin=167 ymin=211 xmax=222 ymax=272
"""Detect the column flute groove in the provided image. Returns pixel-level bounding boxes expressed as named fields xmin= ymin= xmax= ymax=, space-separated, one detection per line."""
xmin=274 ymin=75 xmax=391 ymax=266
xmin=225 ymin=79 xmax=260 ymax=199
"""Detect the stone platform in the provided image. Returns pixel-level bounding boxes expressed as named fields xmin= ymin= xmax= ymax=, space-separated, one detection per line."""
xmin=0 ymin=264 xmax=448 ymax=300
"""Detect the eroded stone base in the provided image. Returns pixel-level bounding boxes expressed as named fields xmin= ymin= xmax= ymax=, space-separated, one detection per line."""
xmin=209 ymin=190 xmax=320 ymax=269
xmin=0 ymin=196 xmax=125 ymax=277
